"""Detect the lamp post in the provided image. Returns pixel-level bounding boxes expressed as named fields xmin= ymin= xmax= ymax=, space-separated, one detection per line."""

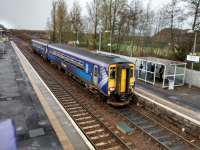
xmin=98 ymin=29 xmax=102 ymax=52
xmin=105 ymin=30 xmax=112 ymax=53
xmin=97 ymin=21 xmax=103 ymax=52
xmin=76 ymin=32 xmax=79 ymax=47
xmin=187 ymin=30 xmax=198 ymax=88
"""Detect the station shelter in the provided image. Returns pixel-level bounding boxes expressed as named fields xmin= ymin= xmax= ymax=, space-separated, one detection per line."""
xmin=0 ymin=28 xmax=6 ymax=37
xmin=134 ymin=57 xmax=187 ymax=89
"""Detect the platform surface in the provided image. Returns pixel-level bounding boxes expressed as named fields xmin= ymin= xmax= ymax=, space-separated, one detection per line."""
xmin=0 ymin=42 xmax=62 ymax=149
xmin=136 ymin=80 xmax=200 ymax=124
xmin=137 ymin=82 xmax=200 ymax=111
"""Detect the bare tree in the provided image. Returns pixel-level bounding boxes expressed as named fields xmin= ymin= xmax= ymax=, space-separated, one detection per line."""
xmin=184 ymin=0 xmax=200 ymax=30
xmin=153 ymin=7 xmax=168 ymax=35
xmin=51 ymin=1 xmax=57 ymax=42
xmin=163 ymin=0 xmax=184 ymax=51
xmin=56 ymin=0 xmax=68 ymax=43
xmin=111 ymin=0 xmax=127 ymax=35
xmin=87 ymin=0 xmax=101 ymax=48
xmin=70 ymin=1 xmax=82 ymax=45
xmin=127 ymin=0 xmax=143 ymax=55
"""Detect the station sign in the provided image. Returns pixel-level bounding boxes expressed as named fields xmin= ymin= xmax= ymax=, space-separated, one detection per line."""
xmin=187 ymin=54 xmax=199 ymax=63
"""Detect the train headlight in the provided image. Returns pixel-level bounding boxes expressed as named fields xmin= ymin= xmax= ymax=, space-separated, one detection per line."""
xmin=109 ymin=87 xmax=115 ymax=92
xmin=129 ymin=83 xmax=134 ymax=89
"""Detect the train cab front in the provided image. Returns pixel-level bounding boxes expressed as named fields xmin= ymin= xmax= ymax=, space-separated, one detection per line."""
xmin=107 ymin=63 xmax=135 ymax=107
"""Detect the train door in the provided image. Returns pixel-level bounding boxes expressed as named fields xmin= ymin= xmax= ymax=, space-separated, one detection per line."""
xmin=120 ymin=68 xmax=127 ymax=93
xmin=93 ymin=65 xmax=98 ymax=86
xmin=42 ymin=46 xmax=48 ymax=60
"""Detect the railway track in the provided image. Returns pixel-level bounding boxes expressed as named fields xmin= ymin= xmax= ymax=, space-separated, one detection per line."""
xmin=15 ymin=39 xmax=131 ymax=150
xmin=14 ymin=38 xmax=200 ymax=150
xmin=119 ymin=107 xmax=200 ymax=150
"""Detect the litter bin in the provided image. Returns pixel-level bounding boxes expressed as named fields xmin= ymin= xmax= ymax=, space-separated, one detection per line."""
xmin=168 ymin=79 xmax=175 ymax=90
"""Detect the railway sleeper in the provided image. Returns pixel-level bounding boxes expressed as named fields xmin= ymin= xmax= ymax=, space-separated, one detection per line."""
xmin=170 ymin=144 xmax=190 ymax=150
xmin=75 ymin=116 xmax=92 ymax=121
xmin=73 ymin=115 xmax=92 ymax=120
xmin=57 ymin=95 xmax=72 ymax=99
xmin=66 ymin=101 xmax=77 ymax=104
xmin=61 ymin=101 xmax=76 ymax=105
xmin=54 ymin=93 xmax=71 ymax=97
xmin=67 ymin=106 xmax=82 ymax=111
xmin=166 ymin=139 xmax=189 ymax=148
xmin=140 ymin=124 xmax=155 ymax=130
xmin=78 ymin=120 xmax=96 ymax=125
xmin=92 ymin=137 xmax=117 ymax=147
xmin=162 ymin=140 xmax=180 ymax=148
xmin=90 ymin=133 xmax=110 ymax=140
xmin=148 ymin=128 xmax=164 ymax=135
xmin=169 ymin=144 xmax=189 ymax=150
xmin=91 ymin=134 xmax=113 ymax=141
xmin=50 ymin=90 xmax=66 ymax=94
xmin=103 ymin=145 xmax=121 ymax=150
xmin=82 ymin=124 xmax=100 ymax=130
xmin=61 ymin=99 xmax=75 ymax=102
xmin=83 ymin=126 xmax=105 ymax=133
xmin=50 ymin=87 xmax=63 ymax=90
xmin=64 ymin=103 xmax=80 ymax=108
xmin=85 ymin=129 xmax=105 ymax=135
xmin=135 ymin=120 xmax=150 ymax=126
xmin=144 ymin=126 xmax=161 ymax=132
xmin=69 ymin=109 xmax=87 ymax=114
xmin=159 ymin=136 xmax=176 ymax=144
xmin=72 ymin=112 xmax=89 ymax=117
xmin=95 ymin=139 xmax=116 ymax=147
xmin=129 ymin=116 xmax=145 ymax=122
xmin=95 ymin=140 xmax=118 ymax=149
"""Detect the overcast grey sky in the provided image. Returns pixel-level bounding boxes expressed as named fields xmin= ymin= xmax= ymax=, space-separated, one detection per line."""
xmin=0 ymin=0 xmax=169 ymax=30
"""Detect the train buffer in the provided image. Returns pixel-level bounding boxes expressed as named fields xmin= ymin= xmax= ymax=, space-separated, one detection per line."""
xmin=117 ymin=122 xmax=134 ymax=135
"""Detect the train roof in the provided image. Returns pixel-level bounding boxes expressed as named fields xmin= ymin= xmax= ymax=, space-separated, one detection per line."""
xmin=48 ymin=43 xmax=131 ymax=65
xmin=32 ymin=39 xmax=49 ymax=45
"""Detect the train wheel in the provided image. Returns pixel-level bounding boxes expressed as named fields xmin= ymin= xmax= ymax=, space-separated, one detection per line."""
xmin=101 ymin=94 xmax=107 ymax=103
xmin=131 ymin=94 xmax=138 ymax=104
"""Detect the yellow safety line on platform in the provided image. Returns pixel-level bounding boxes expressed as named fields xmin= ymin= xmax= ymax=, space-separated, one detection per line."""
xmin=11 ymin=41 xmax=74 ymax=150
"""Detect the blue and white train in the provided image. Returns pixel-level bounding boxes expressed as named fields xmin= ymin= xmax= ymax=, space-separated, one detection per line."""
xmin=32 ymin=39 xmax=135 ymax=106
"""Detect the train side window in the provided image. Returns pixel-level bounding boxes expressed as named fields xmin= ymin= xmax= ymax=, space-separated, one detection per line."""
xmin=110 ymin=67 xmax=116 ymax=79
xmin=130 ymin=67 xmax=134 ymax=77
xmin=85 ymin=64 xmax=89 ymax=73
xmin=94 ymin=66 xmax=98 ymax=77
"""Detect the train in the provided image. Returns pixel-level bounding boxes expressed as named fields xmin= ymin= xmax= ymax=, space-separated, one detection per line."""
xmin=32 ymin=39 xmax=135 ymax=106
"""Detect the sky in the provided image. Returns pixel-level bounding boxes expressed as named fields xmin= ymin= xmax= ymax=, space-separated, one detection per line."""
xmin=0 ymin=0 xmax=169 ymax=30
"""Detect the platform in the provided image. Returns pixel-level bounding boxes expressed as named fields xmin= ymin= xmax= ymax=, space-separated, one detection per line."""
xmin=135 ymin=81 xmax=200 ymax=125
xmin=0 ymin=41 xmax=92 ymax=149
xmin=0 ymin=41 xmax=61 ymax=149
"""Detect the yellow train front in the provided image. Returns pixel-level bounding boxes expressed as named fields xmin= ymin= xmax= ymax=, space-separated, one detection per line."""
xmin=107 ymin=63 xmax=135 ymax=106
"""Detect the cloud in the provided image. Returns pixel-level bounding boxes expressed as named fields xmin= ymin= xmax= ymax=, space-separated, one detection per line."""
xmin=0 ymin=20 xmax=15 ymax=29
